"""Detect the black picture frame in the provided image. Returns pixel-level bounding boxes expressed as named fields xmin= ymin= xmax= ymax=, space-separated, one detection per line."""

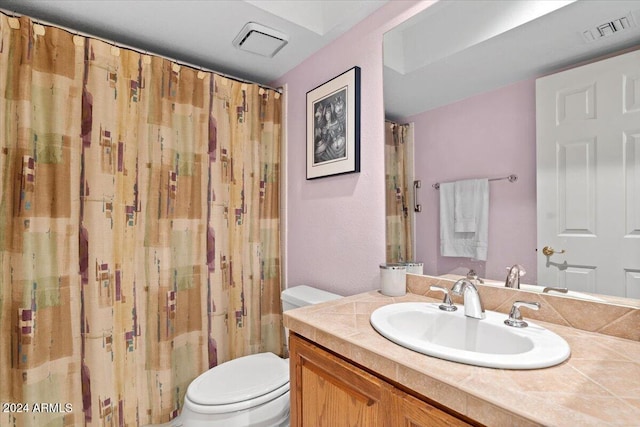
xmin=306 ymin=66 xmax=361 ymax=179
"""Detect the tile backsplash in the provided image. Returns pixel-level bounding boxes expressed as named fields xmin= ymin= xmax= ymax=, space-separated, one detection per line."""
xmin=407 ymin=274 xmax=640 ymax=341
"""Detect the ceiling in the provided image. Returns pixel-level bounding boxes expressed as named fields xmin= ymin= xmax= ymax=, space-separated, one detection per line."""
xmin=0 ymin=0 xmax=388 ymax=85
xmin=3 ymin=0 xmax=639 ymax=117
xmin=384 ymin=0 xmax=640 ymax=120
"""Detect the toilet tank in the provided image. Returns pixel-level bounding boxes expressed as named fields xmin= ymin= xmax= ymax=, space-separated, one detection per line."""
xmin=281 ymin=285 xmax=341 ymax=311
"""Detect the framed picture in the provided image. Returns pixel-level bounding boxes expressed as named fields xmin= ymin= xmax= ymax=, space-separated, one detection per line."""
xmin=306 ymin=66 xmax=361 ymax=179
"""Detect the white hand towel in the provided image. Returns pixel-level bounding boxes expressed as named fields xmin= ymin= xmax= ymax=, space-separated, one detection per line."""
xmin=440 ymin=179 xmax=489 ymax=261
xmin=454 ymin=179 xmax=479 ymax=232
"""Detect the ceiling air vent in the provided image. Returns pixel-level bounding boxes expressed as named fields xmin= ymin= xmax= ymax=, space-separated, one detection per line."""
xmin=232 ymin=22 xmax=288 ymax=58
xmin=582 ymin=12 xmax=637 ymax=42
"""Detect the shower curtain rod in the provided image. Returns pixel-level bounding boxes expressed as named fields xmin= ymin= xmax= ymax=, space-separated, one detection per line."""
xmin=0 ymin=8 xmax=282 ymax=93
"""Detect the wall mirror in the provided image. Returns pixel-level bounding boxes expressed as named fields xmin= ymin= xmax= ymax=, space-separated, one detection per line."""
xmin=383 ymin=0 xmax=640 ymax=306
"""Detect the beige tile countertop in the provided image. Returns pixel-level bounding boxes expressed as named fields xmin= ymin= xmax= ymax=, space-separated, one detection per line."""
xmin=284 ymin=290 xmax=640 ymax=427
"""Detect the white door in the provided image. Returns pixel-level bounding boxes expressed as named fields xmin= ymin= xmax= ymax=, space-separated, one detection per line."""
xmin=536 ymin=49 xmax=640 ymax=298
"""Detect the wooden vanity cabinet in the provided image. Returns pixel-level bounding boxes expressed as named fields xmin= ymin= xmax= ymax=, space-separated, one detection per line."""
xmin=289 ymin=333 xmax=478 ymax=427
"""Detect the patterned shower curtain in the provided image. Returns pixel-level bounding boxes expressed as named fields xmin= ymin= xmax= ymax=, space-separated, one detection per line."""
xmin=0 ymin=13 xmax=282 ymax=426
xmin=385 ymin=120 xmax=413 ymax=263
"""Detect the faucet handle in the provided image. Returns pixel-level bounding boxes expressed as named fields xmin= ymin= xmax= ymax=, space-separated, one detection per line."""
xmin=466 ymin=269 xmax=484 ymax=284
xmin=430 ymin=285 xmax=457 ymax=312
xmin=542 ymin=286 xmax=569 ymax=294
xmin=504 ymin=301 xmax=540 ymax=328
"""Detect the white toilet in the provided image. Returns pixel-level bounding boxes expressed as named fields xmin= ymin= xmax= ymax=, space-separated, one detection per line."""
xmin=177 ymin=285 xmax=342 ymax=427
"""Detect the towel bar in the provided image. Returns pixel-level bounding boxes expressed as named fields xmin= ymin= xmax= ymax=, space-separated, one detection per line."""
xmin=432 ymin=174 xmax=517 ymax=190
xmin=413 ymin=180 xmax=422 ymax=212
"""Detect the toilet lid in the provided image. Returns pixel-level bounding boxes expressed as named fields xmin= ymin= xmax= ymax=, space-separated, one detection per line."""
xmin=187 ymin=352 xmax=289 ymax=406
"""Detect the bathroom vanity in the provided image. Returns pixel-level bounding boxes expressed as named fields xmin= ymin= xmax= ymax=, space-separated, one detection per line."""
xmin=284 ymin=281 xmax=640 ymax=426
xmin=289 ymin=334 xmax=474 ymax=426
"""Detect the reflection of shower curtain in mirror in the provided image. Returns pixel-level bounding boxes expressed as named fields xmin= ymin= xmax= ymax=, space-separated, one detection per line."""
xmin=0 ymin=13 xmax=282 ymax=426
xmin=385 ymin=121 xmax=413 ymax=263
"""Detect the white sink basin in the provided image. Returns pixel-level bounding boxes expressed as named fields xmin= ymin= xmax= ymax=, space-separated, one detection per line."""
xmin=370 ymin=302 xmax=570 ymax=369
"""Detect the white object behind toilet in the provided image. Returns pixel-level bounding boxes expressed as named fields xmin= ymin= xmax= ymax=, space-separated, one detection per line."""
xmin=281 ymin=285 xmax=342 ymax=355
xmin=281 ymin=285 xmax=342 ymax=311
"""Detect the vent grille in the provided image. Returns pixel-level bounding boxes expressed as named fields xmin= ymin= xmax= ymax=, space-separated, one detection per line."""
xmin=582 ymin=13 xmax=637 ymax=42
xmin=232 ymin=22 xmax=288 ymax=58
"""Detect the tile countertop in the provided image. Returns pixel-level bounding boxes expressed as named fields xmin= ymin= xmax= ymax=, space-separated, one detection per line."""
xmin=284 ymin=291 xmax=640 ymax=427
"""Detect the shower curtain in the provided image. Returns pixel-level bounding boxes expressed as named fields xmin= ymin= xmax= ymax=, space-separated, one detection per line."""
xmin=0 ymin=13 xmax=282 ymax=426
xmin=385 ymin=120 xmax=413 ymax=263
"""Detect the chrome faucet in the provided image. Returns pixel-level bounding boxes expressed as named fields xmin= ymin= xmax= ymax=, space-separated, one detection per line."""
xmin=451 ymin=279 xmax=485 ymax=319
xmin=505 ymin=264 xmax=526 ymax=289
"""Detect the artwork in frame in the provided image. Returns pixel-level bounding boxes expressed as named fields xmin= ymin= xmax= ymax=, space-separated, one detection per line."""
xmin=306 ymin=66 xmax=361 ymax=179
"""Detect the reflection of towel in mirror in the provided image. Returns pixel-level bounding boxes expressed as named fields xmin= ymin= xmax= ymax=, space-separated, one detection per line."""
xmin=440 ymin=179 xmax=489 ymax=261
xmin=454 ymin=179 xmax=483 ymax=232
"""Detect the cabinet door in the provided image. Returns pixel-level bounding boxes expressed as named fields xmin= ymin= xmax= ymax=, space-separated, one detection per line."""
xmin=289 ymin=334 xmax=476 ymax=427
xmin=289 ymin=334 xmax=394 ymax=426
xmin=394 ymin=389 xmax=472 ymax=427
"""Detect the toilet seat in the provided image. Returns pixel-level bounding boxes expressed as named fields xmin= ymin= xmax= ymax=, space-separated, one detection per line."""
xmin=185 ymin=352 xmax=290 ymax=415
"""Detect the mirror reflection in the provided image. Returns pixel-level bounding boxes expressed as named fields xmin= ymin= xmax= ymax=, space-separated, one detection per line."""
xmin=383 ymin=0 xmax=640 ymax=304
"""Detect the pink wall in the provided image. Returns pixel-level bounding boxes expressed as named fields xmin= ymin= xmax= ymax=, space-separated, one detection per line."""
xmin=272 ymin=1 xmax=434 ymax=296
xmin=406 ymin=78 xmax=538 ymax=284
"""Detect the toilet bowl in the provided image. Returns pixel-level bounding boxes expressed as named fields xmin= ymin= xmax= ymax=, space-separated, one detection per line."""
xmin=176 ymin=285 xmax=342 ymax=427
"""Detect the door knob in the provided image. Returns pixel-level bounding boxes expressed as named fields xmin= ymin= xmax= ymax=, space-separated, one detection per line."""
xmin=542 ymin=246 xmax=565 ymax=257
